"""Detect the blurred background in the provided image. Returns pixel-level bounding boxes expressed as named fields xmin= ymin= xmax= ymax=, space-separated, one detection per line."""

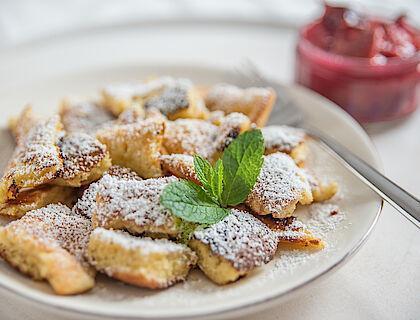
xmin=0 ymin=0 xmax=419 ymax=48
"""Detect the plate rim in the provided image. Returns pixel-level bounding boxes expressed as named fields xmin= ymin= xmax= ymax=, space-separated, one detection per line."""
xmin=0 ymin=60 xmax=383 ymax=319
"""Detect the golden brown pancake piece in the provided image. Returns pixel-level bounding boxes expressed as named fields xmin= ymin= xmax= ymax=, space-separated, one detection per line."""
xmin=87 ymin=228 xmax=197 ymax=289
xmin=246 ymin=153 xmax=313 ymax=218
xmin=0 ymin=204 xmax=94 ymax=295
xmin=204 ymin=83 xmax=276 ymax=127
xmin=189 ymin=209 xmax=278 ymax=285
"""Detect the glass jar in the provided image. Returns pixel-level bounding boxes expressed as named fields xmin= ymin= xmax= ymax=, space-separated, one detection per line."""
xmin=295 ymin=22 xmax=420 ymax=123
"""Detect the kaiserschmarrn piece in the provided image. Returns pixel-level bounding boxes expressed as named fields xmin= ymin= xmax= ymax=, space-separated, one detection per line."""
xmin=144 ymin=78 xmax=209 ymax=120
xmin=0 ymin=185 xmax=76 ymax=218
xmin=262 ymin=125 xmax=308 ymax=166
xmin=87 ymin=228 xmax=197 ymax=289
xmin=102 ymin=77 xmax=209 ymax=120
xmin=53 ymin=133 xmax=111 ymax=187
xmin=8 ymin=105 xmax=39 ymax=143
xmin=160 ymin=154 xmax=199 ymax=184
xmin=163 ymin=119 xmax=218 ymax=159
xmin=59 ymin=99 xmax=114 ymax=135
xmin=92 ymin=175 xmax=180 ymax=238
xmin=72 ymin=165 xmax=141 ymax=219
xmin=246 ymin=152 xmax=313 ymax=218
xmin=97 ymin=117 xmax=165 ymax=178
xmin=204 ymin=83 xmax=276 ymax=127
xmin=305 ymin=170 xmax=338 ymax=202
xmin=0 ymin=116 xmax=64 ymax=202
xmin=189 ymin=209 xmax=278 ymax=285
xmin=101 ymin=77 xmax=171 ymax=116
xmin=257 ymin=216 xmax=324 ymax=250
xmin=0 ymin=204 xmax=94 ymax=295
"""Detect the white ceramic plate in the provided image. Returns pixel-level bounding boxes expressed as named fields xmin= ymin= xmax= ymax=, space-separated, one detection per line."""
xmin=0 ymin=24 xmax=382 ymax=320
xmin=0 ymin=63 xmax=382 ymax=320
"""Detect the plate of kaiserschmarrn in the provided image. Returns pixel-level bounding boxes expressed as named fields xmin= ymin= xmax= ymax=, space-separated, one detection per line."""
xmin=0 ymin=63 xmax=382 ymax=320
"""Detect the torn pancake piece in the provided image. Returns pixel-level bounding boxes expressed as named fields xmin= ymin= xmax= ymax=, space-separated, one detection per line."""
xmin=87 ymin=228 xmax=197 ymax=289
xmin=163 ymin=119 xmax=218 ymax=159
xmin=0 ymin=116 xmax=64 ymax=202
xmin=53 ymin=133 xmax=111 ymax=187
xmin=72 ymin=165 xmax=141 ymax=219
xmin=246 ymin=152 xmax=313 ymax=218
xmin=144 ymin=78 xmax=209 ymax=120
xmin=189 ymin=209 xmax=278 ymax=285
xmin=304 ymin=170 xmax=338 ymax=203
xmin=204 ymin=83 xmax=276 ymax=127
xmin=8 ymin=105 xmax=39 ymax=143
xmin=0 ymin=185 xmax=76 ymax=218
xmin=160 ymin=154 xmax=199 ymax=184
xmin=0 ymin=204 xmax=94 ymax=295
xmin=262 ymin=125 xmax=308 ymax=166
xmin=59 ymin=99 xmax=114 ymax=135
xmin=257 ymin=216 xmax=324 ymax=250
xmin=92 ymin=175 xmax=180 ymax=238
xmin=97 ymin=117 xmax=165 ymax=178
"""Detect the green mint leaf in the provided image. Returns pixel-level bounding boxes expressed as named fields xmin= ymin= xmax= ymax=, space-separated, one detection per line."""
xmin=211 ymin=159 xmax=224 ymax=204
xmin=193 ymin=155 xmax=224 ymax=204
xmin=160 ymin=180 xmax=230 ymax=224
xmin=193 ymin=155 xmax=214 ymax=193
xmin=220 ymin=129 xmax=264 ymax=206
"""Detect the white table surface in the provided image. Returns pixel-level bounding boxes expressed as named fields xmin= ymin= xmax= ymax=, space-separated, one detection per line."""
xmin=0 ymin=1 xmax=419 ymax=320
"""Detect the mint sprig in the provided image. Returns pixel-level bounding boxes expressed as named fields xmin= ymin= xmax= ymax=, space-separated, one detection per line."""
xmin=160 ymin=129 xmax=264 ymax=226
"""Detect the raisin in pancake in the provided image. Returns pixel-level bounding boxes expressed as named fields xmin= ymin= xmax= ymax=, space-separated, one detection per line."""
xmin=163 ymin=119 xmax=218 ymax=159
xmin=0 ymin=185 xmax=76 ymax=218
xmin=59 ymin=99 xmax=115 ymax=135
xmin=204 ymin=83 xmax=276 ymax=127
xmin=92 ymin=175 xmax=180 ymax=238
xmin=0 ymin=116 xmax=64 ymax=202
xmin=211 ymin=112 xmax=251 ymax=161
xmin=97 ymin=117 xmax=165 ymax=178
xmin=262 ymin=125 xmax=308 ymax=166
xmin=87 ymin=228 xmax=197 ymax=289
xmin=160 ymin=154 xmax=199 ymax=184
xmin=52 ymin=133 xmax=111 ymax=187
xmin=0 ymin=204 xmax=94 ymax=295
xmin=189 ymin=209 xmax=278 ymax=285
xmin=257 ymin=216 xmax=324 ymax=250
xmin=246 ymin=152 xmax=313 ymax=218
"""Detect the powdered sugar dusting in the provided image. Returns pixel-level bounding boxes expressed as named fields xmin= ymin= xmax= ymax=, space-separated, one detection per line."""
xmin=73 ymin=166 xmax=141 ymax=218
xmin=8 ymin=204 xmax=92 ymax=268
xmin=60 ymin=100 xmax=114 ymax=134
xmin=160 ymin=154 xmax=197 ymax=181
xmin=145 ymin=79 xmax=193 ymax=116
xmin=91 ymin=228 xmax=188 ymax=254
xmin=58 ymin=133 xmax=107 ymax=179
xmin=3 ymin=116 xmax=63 ymax=186
xmin=94 ymin=175 xmax=178 ymax=231
xmin=262 ymin=125 xmax=306 ymax=153
xmin=205 ymin=83 xmax=272 ymax=108
xmin=246 ymin=152 xmax=311 ymax=214
xmin=193 ymin=209 xmax=278 ymax=271
xmin=164 ymin=119 xmax=218 ymax=159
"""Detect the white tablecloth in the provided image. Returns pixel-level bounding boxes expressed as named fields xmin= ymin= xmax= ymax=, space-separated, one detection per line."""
xmin=0 ymin=1 xmax=419 ymax=320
